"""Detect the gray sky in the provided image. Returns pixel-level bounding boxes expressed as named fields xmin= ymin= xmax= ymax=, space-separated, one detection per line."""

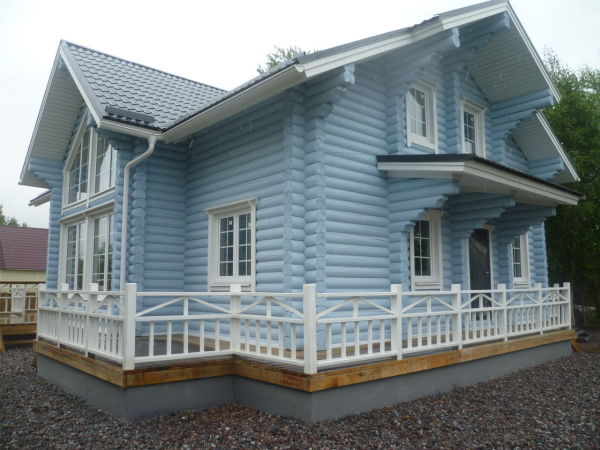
xmin=1 ymin=0 xmax=598 ymax=228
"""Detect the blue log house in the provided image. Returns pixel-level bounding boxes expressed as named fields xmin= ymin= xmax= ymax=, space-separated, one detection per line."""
xmin=20 ymin=0 xmax=581 ymax=421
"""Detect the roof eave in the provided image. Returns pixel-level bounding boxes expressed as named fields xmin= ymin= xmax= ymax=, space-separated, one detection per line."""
xmin=534 ymin=112 xmax=579 ymax=183
xmin=162 ymin=65 xmax=308 ymax=143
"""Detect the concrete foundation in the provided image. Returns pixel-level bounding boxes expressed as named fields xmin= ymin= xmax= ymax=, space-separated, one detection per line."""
xmin=37 ymin=340 xmax=571 ymax=422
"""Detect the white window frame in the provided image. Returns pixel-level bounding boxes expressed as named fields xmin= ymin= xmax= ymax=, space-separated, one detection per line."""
xmin=206 ymin=198 xmax=256 ymax=291
xmin=59 ymin=204 xmax=115 ymax=291
xmin=461 ymin=99 xmax=486 ymax=157
xmin=512 ymin=233 xmax=530 ymax=287
xmin=406 ymin=80 xmax=437 ymax=151
xmin=410 ymin=210 xmax=443 ymax=290
xmin=63 ymin=119 xmax=117 ymax=211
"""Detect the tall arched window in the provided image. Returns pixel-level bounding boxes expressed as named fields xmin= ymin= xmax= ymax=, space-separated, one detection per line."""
xmin=67 ymin=128 xmax=90 ymax=204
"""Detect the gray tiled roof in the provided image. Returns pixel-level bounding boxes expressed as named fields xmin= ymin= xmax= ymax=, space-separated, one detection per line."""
xmin=62 ymin=41 xmax=227 ymax=130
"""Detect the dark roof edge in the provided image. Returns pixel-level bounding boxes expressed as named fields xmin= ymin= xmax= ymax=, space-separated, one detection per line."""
xmin=376 ymin=154 xmax=583 ymax=198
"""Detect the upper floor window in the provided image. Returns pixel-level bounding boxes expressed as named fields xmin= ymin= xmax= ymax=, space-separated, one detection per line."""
xmin=206 ymin=198 xmax=256 ymax=291
xmin=410 ymin=211 xmax=443 ymax=290
xmin=512 ymin=234 xmax=529 ymax=286
xmin=406 ymin=80 xmax=437 ymax=150
xmin=64 ymin=123 xmax=117 ymax=208
xmin=461 ymin=100 xmax=485 ymax=157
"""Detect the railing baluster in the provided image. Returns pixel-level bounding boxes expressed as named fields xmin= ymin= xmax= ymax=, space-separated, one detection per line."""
xmin=367 ymin=321 xmax=373 ymax=356
xmin=326 ymin=323 xmax=332 ymax=360
xmin=167 ymin=321 xmax=172 ymax=356
xmin=215 ymin=320 xmax=221 ymax=352
xmin=354 ymin=321 xmax=360 ymax=357
xmin=149 ymin=322 xmax=155 ymax=357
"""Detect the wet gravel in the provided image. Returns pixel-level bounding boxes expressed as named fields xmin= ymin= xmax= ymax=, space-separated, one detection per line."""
xmin=1 ymin=347 xmax=598 ymax=449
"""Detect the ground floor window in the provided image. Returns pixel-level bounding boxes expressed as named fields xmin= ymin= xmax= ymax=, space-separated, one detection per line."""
xmin=61 ymin=209 xmax=114 ymax=290
xmin=206 ymin=198 xmax=256 ymax=291
xmin=512 ymin=234 xmax=529 ymax=286
xmin=410 ymin=211 xmax=443 ymax=290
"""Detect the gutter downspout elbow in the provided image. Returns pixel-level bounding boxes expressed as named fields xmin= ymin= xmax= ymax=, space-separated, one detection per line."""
xmin=119 ymin=135 xmax=157 ymax=291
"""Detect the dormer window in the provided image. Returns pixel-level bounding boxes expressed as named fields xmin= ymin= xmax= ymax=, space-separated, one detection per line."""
xmin=461 ymin=100 xmax=486 ymax=157
xmin=64 ymin=122 xmax=117 ymax=208
xmin=406 ymin=80 xmax=437 ymax=150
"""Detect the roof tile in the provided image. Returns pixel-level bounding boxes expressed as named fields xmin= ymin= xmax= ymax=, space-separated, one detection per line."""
xmin=0 ymin=227 xmax=48 ymax=271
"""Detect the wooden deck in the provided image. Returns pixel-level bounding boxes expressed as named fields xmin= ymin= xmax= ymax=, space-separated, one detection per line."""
xmin=35 ymin=329 xmax=574 ymax=392
xmin=0 ymin=312 xmax=37 ymax=349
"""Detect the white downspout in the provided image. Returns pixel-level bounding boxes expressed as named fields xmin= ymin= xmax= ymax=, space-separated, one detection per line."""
xmin=119 ymin=135 xmax=157 ymax=291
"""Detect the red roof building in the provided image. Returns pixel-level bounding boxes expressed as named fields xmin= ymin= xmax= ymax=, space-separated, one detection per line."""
xmin=0 ymin=227 xmax=48 ymax=280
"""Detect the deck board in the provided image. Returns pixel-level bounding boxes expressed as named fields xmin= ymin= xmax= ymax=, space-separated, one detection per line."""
xmin=35 ymin=329 xmax=575 ymax=392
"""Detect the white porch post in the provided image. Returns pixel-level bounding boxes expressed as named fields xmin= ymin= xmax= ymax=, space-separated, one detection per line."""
xmin=303 ymin=284 xmax=317 ymax=375
xmin=230 ymin=284 xmax=242 ymax=353
xmin=564 ymin=282 xmax=572 ymax=329
xmin=497 ymin=283 xmax=508 ymax=341
xmin=36 ymin=284 xmax=46 ymax=340
xmin=86 ymin=283 xmax=99 ymax=357
xmin=535 ymin=283 xmax=543 ymax=334
xmin=57 ymin=283 xmax=69 ymax=347
xmin=451 ymin=284 xmax=462 ymax=349
xmin=122 ymin=283 xmax=137 ymax=371
xmin=391 ymin=284 xmax=402 ymax=360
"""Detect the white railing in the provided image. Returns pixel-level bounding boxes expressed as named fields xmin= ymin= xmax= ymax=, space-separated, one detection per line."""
xmin=37 ymin=282 xmax=571 ymax=373
xmin=0 ymin=283 xmax=40 ymax=318
xmin=37 ymin=283 xmax=125 ymax=364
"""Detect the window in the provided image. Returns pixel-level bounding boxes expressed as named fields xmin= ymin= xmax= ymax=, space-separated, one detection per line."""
xmin=461 ymin=100 xmax=485 ymax=157
xmin=406 ymin=80 xmax=437 ymax=150
xmin=512 ymin=234 xmax=529 ymax=286
xmin=410 ymin=211 xmax=442 ymax=290
xmin=64 ymin=122 xmax=117 ymax=208
xmin=61 ymin=209 xmax=114 ymax=291
xmin=65 ymin=221 xmax=87 ymax=290
xmin=67 ymin=128 xmax=90 ymax=204
xmin=92 ymin=213 xmax=114 ymax=290
xmin=207 ymin=198 xmax=256 ymax=290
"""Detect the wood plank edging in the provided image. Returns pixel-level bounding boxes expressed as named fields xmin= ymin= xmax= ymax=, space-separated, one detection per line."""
xmin=34 ymin=330 xmax=575 ymax=392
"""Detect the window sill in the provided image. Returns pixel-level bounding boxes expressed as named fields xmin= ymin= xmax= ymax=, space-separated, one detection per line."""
xmin=413 ymin=280 xmax=442 ymax=291
xmin=406 ymin=139 xmax=437 ymax=153
xmin=89 ymin=187 xmax=116 ymax=202
xmin=209 ymin=281 xmax=254 ymax=293
xmin=62 ymin=199 xmax=87 ymax=214
xmin=513 ymin=281 xmax=530 ymax=288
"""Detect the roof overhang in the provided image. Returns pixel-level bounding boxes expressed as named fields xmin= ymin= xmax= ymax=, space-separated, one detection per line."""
xmin=512 ymin=112 xmax=579 ymax=183
xmin=20 ymin=1 xmax=565 ymax=187
xmin=28 ymin=190 xmax=51 ymax=207
xmin=377 ymin=154 xmax=581 ymax=206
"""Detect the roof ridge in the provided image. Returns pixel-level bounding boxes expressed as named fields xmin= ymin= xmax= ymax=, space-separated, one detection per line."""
xmin=60 ymin=40 xmax=227 ymax=94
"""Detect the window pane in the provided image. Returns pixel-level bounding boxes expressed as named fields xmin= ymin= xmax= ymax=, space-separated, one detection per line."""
xmin=93 ymin=216 xmax=108 ymax=290
xmin=66 ymin=225 xmax=77 ymax=289
xmin=95 ymin=136 xmax=113 ymax=193
xmin=77 ymin=222 xmax=86 ymax=289
xmin=512 ymin=237 xmax=522 ymax=279
xmin=219 ymin=216 xmax=234 ymax=277
xmin=408 ymin=88 xmax=428 ymax=138
xmin=463 ymin=111 xmax=476 ymax=153
xmin=67 ymin=128 xmax=90 ymax=204
xmin=413 ymin=220 xmax=432 ymax=277
xmin=238 ymin=213 xmax=252 ymax=276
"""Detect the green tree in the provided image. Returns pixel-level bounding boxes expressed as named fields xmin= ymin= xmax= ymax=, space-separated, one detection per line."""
xmin=543 ymin=51 xmax=600 ymax=326
xmin=257 ymin=46 xmax=306 ymax=75
xmin=0 ymin=205 xmax=25 ymax=227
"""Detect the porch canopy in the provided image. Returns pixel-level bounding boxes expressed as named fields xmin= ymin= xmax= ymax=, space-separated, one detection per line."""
xmin=376 ymin=154 xmax=581 ymax=206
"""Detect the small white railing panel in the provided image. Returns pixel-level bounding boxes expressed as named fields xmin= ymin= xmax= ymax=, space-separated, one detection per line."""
xmin=37 ymin=282 xmax=571 ymax=373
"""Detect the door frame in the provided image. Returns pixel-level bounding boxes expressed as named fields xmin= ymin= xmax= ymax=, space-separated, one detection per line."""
xmin=465 ymin=225 xmax=494 ymax=290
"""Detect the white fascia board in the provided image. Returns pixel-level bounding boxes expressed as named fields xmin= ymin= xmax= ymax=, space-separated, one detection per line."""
xmin=535 ymin=112 xmax=579 ymax=182
xmin=464 ymin=160 xmax=579 ymax=205
xmin=439 ymin=2 xmax=509 ymax=29
xmin=299 ymin=22 xmax=444 ymax=78
xmin=377 ymin=160 xmax=580 ymax=205
xmin=58 ymin=46 xmax=102 ymax=126
xmin=163 ymin=66 xmax=307 ymax=143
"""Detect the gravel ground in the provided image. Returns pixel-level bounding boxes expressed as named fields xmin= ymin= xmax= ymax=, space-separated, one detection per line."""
xmin=1 ymin=347 xmax=599 ymax=449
